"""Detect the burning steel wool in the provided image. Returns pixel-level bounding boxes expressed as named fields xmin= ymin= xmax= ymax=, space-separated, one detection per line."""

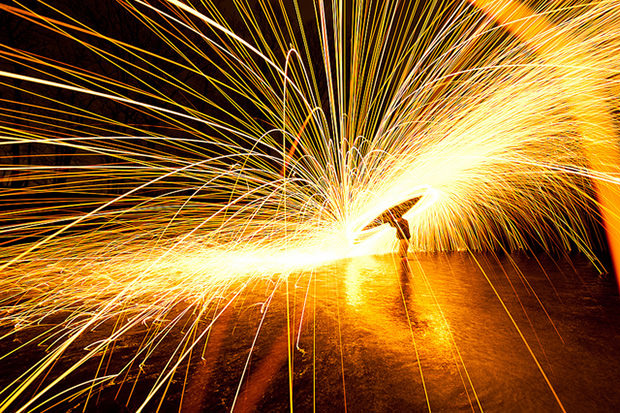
xmin=1 ymin=0 xmax=620 ymax=411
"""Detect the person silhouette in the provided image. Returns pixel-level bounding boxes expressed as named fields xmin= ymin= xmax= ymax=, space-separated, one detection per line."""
xmin=389 ymin=215 xmax=410 ymax=257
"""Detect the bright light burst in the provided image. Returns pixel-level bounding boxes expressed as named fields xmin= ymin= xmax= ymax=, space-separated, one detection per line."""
xmin=1 ymin=0 xmax=620 ymax=411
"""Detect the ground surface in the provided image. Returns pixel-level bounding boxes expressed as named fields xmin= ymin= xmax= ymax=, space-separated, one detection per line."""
xmin=2 ymin=252 xmax=620 ymax=412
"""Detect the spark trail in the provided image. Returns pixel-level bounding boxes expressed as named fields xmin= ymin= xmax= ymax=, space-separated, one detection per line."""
xmin=0 ymin=0 xmax=619 ymax=411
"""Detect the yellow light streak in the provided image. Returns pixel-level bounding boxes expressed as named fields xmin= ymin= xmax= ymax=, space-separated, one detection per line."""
xmin=0 ymin=0 xmax=619 ymax=411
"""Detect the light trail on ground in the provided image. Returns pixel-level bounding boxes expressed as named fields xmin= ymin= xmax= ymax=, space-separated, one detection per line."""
xmin=0 ymin=0 xmax=620 ymax=411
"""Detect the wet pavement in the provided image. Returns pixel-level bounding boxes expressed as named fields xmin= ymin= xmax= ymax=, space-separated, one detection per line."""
xmin=182 ymin=252 xmax=620 ymax=412
xmin=3 ymin=252 xmax=620 ymax=412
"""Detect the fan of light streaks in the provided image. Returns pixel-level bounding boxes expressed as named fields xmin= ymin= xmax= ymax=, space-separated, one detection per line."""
xmin=0 ymin=0 xmax=619 ymax=411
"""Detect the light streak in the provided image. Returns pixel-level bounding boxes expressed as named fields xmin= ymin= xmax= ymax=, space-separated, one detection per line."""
xmin=0 ymin=0 xmax=619 ymax=411
xmin=467 ymin=0 xmax=620 ymax=287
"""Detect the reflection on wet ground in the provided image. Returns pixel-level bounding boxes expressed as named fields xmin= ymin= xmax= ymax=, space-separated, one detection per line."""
xmin=3 ymin=252 xmax=620 ymax=412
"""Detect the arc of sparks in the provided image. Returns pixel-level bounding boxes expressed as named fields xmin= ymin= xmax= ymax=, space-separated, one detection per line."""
xmin=466 ymin=0 xmax=620 ymax=286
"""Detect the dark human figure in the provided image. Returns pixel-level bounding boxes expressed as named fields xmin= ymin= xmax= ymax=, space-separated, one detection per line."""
xmin=389 ymin=216 xmax=410 ymax=257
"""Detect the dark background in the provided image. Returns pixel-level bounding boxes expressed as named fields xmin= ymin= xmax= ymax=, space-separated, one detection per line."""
xmin=0 ymin=0 xmax=612 ymax=258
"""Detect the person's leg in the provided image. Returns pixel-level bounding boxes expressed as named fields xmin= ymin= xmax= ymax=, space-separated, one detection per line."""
xmin=398 ymin=239 xmax=409 ymax=257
